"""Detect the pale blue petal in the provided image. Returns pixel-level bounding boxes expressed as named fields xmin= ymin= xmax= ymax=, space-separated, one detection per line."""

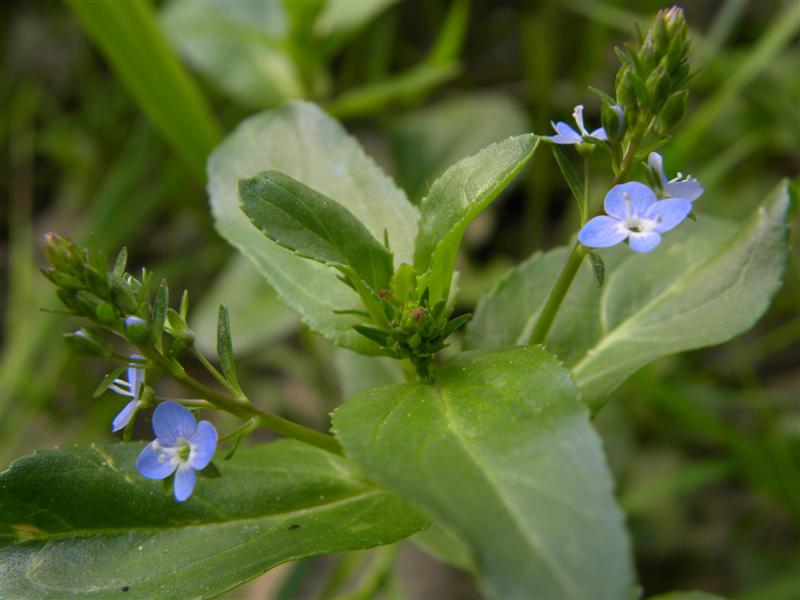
xmin=646 ymin=198 xmax=692 ymax=233
xmin=174 ymin=467 xmax=197 ymax=502
xmin=578 ymin=216 xmax=629 ymax=248
xmin=189 ymin=421 xmax=218 ymax=470
xmin=647 ymin=152 xmax=668 ymax=186
xmin=665 ymin=178 xmax=704 ymax=201
xmin=112 ymin=400 xmax=139 ymax=432
xmin=547 ymin=121 xmax=582 ymax=144
xmin=604 ymin=182 xmax=657 ymax=219
xmin=629 ymin=231 xmax=662 ymax=253
xmin=589 ymin=127 xmax=608 ymax=140
xmin=136 ymin=443 xmax=177 ymax=479
xmin=153 ymin=401 xmax=197 ymax=446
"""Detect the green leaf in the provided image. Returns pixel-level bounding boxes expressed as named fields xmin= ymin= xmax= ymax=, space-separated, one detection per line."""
xmin=67 ymin=0 xmax=221 ymax=176
xmin=191 ymin=255 xmax=298 ymax=357
xmin=160 ymin=0 xmax=304 ymax=108
xmin=208 ymin=102 xmax=418 ymax=354
xmin=466 ymin=181 xmax=792 ymax=413
xmin=332 ymin=346 xmax=635 ymax=599
xmin=550 ymin=144 xmax=585 ymax=220
xmin=239 ymin=170 xmax=394 ymax=292
xmin=413 ymin=134 xmax=539 ymax=304
xmin=216 ymin=304 xmax=240 ymax=391
xmin=390 ymin=92 xmax=530 ymax=202
xmin=648 ymin=592 xmax=727 ymax=600
xmin=0 ymin=440 xmax=427 ymax=599
xmin=151 ymin=279 xmax=169 ymax=348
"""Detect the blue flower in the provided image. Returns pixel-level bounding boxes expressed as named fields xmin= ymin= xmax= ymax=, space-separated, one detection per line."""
xmin=136 ymin=401 xmax=218 ymax=502
xmin=578 ymin=182 xmax=692 ymax=253
xmin=109 ymin=355 xmax=146 ymax=432
xmin=647 ymin=152 xmax=704 ymax=201
xmin=547 ymin=105 xmax=608 ymax=144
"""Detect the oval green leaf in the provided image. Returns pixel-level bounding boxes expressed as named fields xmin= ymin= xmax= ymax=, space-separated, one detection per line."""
xmin=239 ymin=170 xmax=394 ymax=292
xmin=0 ymin=440 xmax=427 ymax=599
xmin=332 ymin=346 xmax=636 ymax=599
xmin=208 ymin=102 xmax=418 ymax=353
xmin=413 ymin=134 xmax=539 ymax=304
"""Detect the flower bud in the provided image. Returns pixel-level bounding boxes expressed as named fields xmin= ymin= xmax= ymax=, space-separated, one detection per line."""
xmin=124 ymin=316 xmax=152 ymax=345
xmin=74 ymin=290 xmax=106 ymax=317
xmin=646 ymin=64 xmax=670 ymax=107
xmin=657 ymin=90 xmax=688 ymax=134
xmin=601 ymin=101 xmax=625 ymax=142
xmin=43 ymin=270 xmax=84 ymax=292
xmin=165 ymin=308 xmax=195 ymax=344
xmin=111 ymin=280 xmax=139 ymax=314
xmin=44 ymin=233 xmax=82 ymax=275
xmin=64 ymin=328 xmax=113 ymax=358
xmin=95 ymin=301 xmax=118 ymax=325
xmin=615 ymin=67 xmax=638 ymax=110
xmin=663 ymin=6 xmax=687 ymax=38
xmin=652 ymin=13 xmax=669 ymax=57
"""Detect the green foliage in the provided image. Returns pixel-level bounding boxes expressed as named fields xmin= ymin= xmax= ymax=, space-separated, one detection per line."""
xmin=207 ymin=102 xmax=418 ymax=354
xmin=390 ymin=92 xmax=530 ymax=202
xmin=0 ymin=441 xmax=427 ymax=599
xmin=239 ymin=170 xmax=394 ymax=292
xmin=414 ymin=134 xmax=540 ymax=304
xmin=67 ymin=0 xmax=221 ymax=176
xmin=333 ymin=346 xmax=635 ymax=598
xmin=467 ymin=181 xmax=791 ymax=412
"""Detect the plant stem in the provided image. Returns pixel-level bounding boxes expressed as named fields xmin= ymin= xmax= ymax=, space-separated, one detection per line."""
xmin=146 ymin=351 xmax=342 ymax=455
xmin=529 ymin=135 xmax=643 ymax=346
xmin=529 ymin=243 xmax=588 ymax=345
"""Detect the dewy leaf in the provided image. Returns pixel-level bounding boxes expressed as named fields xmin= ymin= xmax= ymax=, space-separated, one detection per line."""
xmin=333 ymin=346 xmax=635 ymax=599
xmin=160 ymin=0 xmax=304 ymax=108
xmin=240 ymin=170 xmax=394 ymax=292
xmin=414 ymin=134 xmax=539 ymax=304
xmin=208 ymin=102 xmax=418 ymax=354
xmin=466 ymin=181 xmax=792 ymax=413
xmin=0 ymin=440 xmax=427 ymax=599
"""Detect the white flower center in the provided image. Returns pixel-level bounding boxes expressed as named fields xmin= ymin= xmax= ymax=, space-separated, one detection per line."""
xmin=154 ymin=437 xmax=193 ymax=467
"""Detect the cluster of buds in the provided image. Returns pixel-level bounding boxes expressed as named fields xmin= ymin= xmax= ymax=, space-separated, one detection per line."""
xmin=352 ymin=264 xmax=471 ymax=381
xmin=42 ymin=233 xmax=194 ymax=360
xmin=609 ymin=6 xmax=691 ymax=158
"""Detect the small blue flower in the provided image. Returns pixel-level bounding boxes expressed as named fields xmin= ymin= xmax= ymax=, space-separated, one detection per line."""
xmin=579 ymin=182 xmax=692 ymax=253
xmin=547 ymin=105 xmax=608 ymax=144
xmin=109 ymin=355 xmax=146 ymax=432
xmin=647 ymin=152 xmax=704 ymax=201
xmin=136 ymin=401 xmax=218 ymax=502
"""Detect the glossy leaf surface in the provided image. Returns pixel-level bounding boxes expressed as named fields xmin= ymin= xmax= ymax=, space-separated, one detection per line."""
xmin=240 ymin=170 xmax=394 ymax=291
xmin=414 ymin=134 xmax=539 ymax=303
xmin=0 ymin=441 xmax=426 ymax=599
xmin=333 ymin=346 xmax=635 ymax=598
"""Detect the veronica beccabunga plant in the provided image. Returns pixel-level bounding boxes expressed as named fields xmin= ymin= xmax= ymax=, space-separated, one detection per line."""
xmin=2 ymin=6 xmax=793 ymax=600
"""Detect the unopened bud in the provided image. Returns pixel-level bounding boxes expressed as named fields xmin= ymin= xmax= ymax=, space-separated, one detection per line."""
xmin=65 ymin=328 xmax=113 ymax=358
xmin=44 ymin=233 xmax=82 ymax=274
xmin=645 ymin=64 xmax=670 ymax=107
xmin=165 ymin=308 xmax=194 ymax=343
xmin=652 ymin=13 xmax=669 ymax=56
xmin=615 ymin=67 xmax=638 ymax=110
xmin=657 ymin=90 xmax=688 ymax=134
xmin=95 ymin=301 xmax=118 ymax=325
xmin=124 ymin=316 xmax=152 ymax=345
xmin=111 ymin=280 xmax=139 ymax=314
xmin=663 ymin=6 xmax=686 ymax=37
xmin=601 ymin=101 xmax=625 ymax=142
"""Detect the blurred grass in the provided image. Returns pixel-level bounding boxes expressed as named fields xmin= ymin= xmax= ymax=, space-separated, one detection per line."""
xmin=1 ymin=1 xmax=798 ymax=597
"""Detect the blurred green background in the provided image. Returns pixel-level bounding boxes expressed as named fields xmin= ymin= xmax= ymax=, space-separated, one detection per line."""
xmin=1 ymin=0 xmax=798 ymax=598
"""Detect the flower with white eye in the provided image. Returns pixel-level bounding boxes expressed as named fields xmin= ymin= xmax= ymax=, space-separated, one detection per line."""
xmin=648 ymin=152 xmax=704 ymax=201
xmin=109 ymin=355 xmax=146 ymax=432
xmin=547 ymin=104 xmax=609 ymax=145
xmin=135 ymin=401 xmax=217 ymax=502
xmin=579 ymin=182 xmax=692 ymax=253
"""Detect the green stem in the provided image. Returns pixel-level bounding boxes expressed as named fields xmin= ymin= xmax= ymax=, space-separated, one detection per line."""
xmin=529 ymin=244 xmax=588 ymax=345
xmin=146 ymin=351 xmax=342 ymax=455
xmin=529 ymin=144 xmax=640 ymax=346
